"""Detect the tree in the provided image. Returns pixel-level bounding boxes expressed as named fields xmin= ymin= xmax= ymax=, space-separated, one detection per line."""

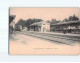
xmin=47 ymin=20 xmax=51 ymax=23
xmin=15 ymin=18 xmax=26 ymax=29
xmin=50 ymin=19 xmax=60 ymax=24
xmin=26 ymin=18 xmax=43 ymax=27
xmin=68 ymin=14 xmax=79 ymax=21
xmin=63 ymin=18 xmax=69 ymax=22
xmin=57 ymin=20 xmax=61 ymax=23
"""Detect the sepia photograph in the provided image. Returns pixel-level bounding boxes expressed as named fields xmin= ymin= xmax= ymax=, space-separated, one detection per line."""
xmin=9 ymin=8 xmax=80 ymax=55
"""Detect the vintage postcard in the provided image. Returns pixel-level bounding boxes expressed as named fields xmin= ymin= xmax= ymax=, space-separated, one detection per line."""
xmin=9 ymin=8 xmax=80 ymax=55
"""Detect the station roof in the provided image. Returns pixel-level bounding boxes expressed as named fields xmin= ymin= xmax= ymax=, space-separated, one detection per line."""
xmin=51 ymin=20 xmax=80 ymax=26
xmin=30 ymin=22 xmax=42 ymax=26
xmin=29 ymin=21 xmax=48 ymax=27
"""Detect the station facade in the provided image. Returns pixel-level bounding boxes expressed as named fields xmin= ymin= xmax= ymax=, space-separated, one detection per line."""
xmin=50 ymin=20 xmax=80 ymax=34
xmin=28 ymin=20 xmax=80 ymax=34
xmin=28 ymin=21 xmax=50 ymax=32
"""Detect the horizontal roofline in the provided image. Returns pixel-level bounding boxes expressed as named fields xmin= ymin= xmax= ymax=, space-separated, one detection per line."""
xmin=51 ymin=20 xmax=80 ymax=26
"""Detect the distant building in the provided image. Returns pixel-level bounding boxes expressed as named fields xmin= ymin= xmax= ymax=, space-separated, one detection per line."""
xmin=9 ymin=15 xmax=16 ymax=29
xmin=28 ymin=21 xmax=50 ymax=32
xmin=9 ymin=15 xmax=16 ymax=33
xmin=50 ymin=20 xmax=80 ymax=34
xmin=22 ymin=27 xmax=28 ymax=31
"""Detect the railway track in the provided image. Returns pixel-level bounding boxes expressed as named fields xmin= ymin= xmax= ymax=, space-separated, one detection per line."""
xmin=19 ymin=31 xmax=80 ymax=45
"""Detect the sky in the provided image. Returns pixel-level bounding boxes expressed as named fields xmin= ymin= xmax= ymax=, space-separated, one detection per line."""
xmin=10 ymin=8 xmax=80 ymax=23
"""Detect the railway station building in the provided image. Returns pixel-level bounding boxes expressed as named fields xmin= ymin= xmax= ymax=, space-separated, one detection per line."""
xmin=50 ymin=20 xmax=80 ymax=34
xmin=28 ymin=21 xmax=50 ymax=32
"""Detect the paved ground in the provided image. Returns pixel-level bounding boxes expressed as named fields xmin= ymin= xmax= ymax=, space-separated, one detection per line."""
xmin=20 ymin=31 xmax=80 ymax=45
xmin=9 ymin=31 xmax=80 ymax=55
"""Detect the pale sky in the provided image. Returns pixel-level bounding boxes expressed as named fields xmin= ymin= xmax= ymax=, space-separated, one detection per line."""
xmin=10 ymin=8 xmax=80 ymax=23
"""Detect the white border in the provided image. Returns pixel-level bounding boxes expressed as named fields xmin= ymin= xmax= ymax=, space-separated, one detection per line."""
xmin=0 ymin=0 xmax=80 ymax=62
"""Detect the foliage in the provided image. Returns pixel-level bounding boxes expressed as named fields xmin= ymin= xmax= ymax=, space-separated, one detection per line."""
xmin=15 ymin=18 xmax=43 ymax=29
xmin=26 ymin=18 xmax=43 ymax=27
xmin=15 ymin=14 xmax=79 ymax=29
xmin=63 ymin=14 xmax=79 ymax=22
